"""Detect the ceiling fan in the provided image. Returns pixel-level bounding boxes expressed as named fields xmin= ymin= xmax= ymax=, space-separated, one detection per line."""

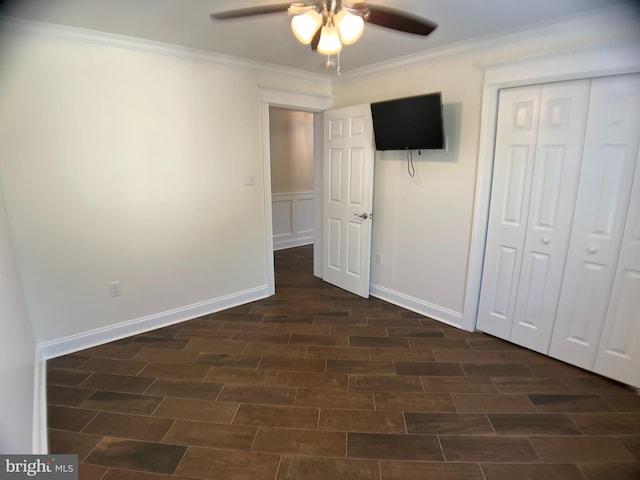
xmin=210 ymin=1 xmax=437 ymax=72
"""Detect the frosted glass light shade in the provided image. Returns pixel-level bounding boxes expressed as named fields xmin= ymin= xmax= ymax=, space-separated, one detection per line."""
xmin=290 ymin=10 xmax=323 ymax=45
xmin=317 ymin=25 xmax=342 ymax=55
xmin=336 ymin=10 xmax=364 ymax=45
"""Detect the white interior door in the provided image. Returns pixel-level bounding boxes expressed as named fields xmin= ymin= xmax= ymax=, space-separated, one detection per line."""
xmin=550 ymin=74 xmax=640 ymax=369
xmin=322 ymin=104 xmax=374 ymax=298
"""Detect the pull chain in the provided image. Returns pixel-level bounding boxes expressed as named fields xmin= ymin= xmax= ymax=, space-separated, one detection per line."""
xmin=325 ymin=53 xmax=341 ymax=76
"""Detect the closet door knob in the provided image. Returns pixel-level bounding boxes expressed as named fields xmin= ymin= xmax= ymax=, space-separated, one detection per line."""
xmin=541 ymin=236 xmax=550 ymax=245
xmin=588 ymin=245 xmax=598 ymax=254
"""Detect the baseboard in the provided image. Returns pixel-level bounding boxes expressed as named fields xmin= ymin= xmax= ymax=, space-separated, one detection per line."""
xmin=273 ymin=237 xmax=313 ymax=251
xmin=32 ymin=346 xmax=48 ymax=454
xmin=38 ymin=285 xmax=270 ymax=359
xmin=370 ymin=283 xmax=465 ymax=329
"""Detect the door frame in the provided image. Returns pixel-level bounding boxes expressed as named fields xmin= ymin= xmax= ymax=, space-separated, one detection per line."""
xmin=462 ymin=38 xmax=640 ymax=332
xmin=259 ymin=88 xmax=331 ymax=295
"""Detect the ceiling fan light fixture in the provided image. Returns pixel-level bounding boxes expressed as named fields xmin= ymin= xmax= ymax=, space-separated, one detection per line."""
xmin=335 ymin=9 xmax=364 ymax=45
xmin=290 ymin=9 xmax=323 ymax=45
xmin=211 ymin=2 xmax=437 ymax=74
xmin=317 ymin=24 xmax=342 ymax=55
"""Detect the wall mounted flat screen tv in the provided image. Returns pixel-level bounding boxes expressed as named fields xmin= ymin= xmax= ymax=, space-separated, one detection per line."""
xmin=370 ymin=92 xmax=444 ymax=150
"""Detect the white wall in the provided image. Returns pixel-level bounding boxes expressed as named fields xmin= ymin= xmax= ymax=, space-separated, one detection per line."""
xmin=269 ymin=107 xmax=314 ymax=194
xmin=0 ymin=30 xmax=329 ymax=351
xmin=334 ymin=56 xmax=481 ymax=325
xmin=331 ymin=6 xmax=640 ymax=327
xmin=0 ymin=181 xmax=38 ymax=453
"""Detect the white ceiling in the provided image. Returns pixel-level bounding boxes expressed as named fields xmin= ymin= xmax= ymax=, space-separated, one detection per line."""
xmin=1 ymin=0 xmax=637 ymax=75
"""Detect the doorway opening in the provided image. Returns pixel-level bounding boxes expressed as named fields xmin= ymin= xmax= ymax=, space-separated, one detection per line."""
xmin=259 ymin=88 xmax=330 ymax=296
xmin=269 ymin=107 xmax=315 ymax=253
xmin=269 ymin=107 xmax=317 ymax=289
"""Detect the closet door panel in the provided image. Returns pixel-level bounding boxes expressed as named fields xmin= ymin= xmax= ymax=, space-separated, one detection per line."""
xmin=510 ymin=81 xmax=590 ymax=353
xmin=477 ymin=86 xmax=541 ymax=339
xmin=595 ymin=148 xmax=640 ymax=387
xmin=550 ymin=74 xmax=640 ymax=369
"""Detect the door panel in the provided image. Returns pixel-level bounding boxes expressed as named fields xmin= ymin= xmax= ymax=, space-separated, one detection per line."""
xmin=502 ymin=146 xmax=531 ymax=225
xmin=347 ymin=221 xmax=363 ymax=275
xmin=492 ymin=246 xmax=519 ymax=318
xmin=323 ymin=104 xmax=374 ymax=298
xmin=328 ymin=218 xmax=341 ymax=270
xmin=550 ymin=74 xmax=640 ymax=369
xmin=509 ymin=80 xmax=590 ymax=352
xmin=477 ymin=86 xmax=541 ymax=339
xmin=595 ymin=155 xmax=640 ymax=386
xmin=329 ymin=149 xmax=343 ymax=202
xmin=595 ymin=155 xmax=640 ymax=385
xmin=349 ymin=148 xmax=365 ymax=205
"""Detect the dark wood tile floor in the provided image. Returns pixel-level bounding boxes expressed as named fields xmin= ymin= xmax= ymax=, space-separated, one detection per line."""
xmin=47 ymin=245 xmax=640 ymax=480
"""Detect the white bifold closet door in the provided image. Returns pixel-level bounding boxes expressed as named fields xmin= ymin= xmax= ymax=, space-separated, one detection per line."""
xmin=594 ymin=148 xmax=640 ymax=387
xmin=549 ymin=74 xmax=640 ymax=372
xmin=478 ymin=73 xmax=640 ymax=387
xmin=477 ymin=80 xmax=590 ymax=353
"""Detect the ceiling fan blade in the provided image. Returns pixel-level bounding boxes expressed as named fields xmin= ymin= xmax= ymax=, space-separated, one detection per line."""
xmin=210 ymin=3 xmax=293 ymax=20
xmin=359 ymin=3 xmax=437 ymax=36
xmin=310 ymin=28 xmax=321 ymax=51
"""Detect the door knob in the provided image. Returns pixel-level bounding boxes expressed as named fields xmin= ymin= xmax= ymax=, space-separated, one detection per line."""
xmin=588 ymin=245 xmax=598 ymax=254
xmin=354 ymin=213 xmax=369 ymax=220
xmin=541 ymin=236 xmax=550 ymax=245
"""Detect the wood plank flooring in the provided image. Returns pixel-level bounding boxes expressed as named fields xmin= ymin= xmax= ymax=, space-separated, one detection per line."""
xmin=47 ymin=245 xmax=640 ymax=479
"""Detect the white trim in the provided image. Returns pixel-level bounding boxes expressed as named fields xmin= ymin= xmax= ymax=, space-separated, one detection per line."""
xmin=259 ymin=101 xmax=277 ymax=297
xmin=273 ymin=240 xmax=314 ymax=252
xmin=370 ymin=283 xmax=463 ymax=328
xmin=32 ymin=347 xmax=47 ymax=454
xmin=312 ymin=113 xmax=324 ymax=278
xmin=38 ymin=286 xmax=269 ymax=359
xmin=259 ymin=88 xmax=331 ymax=111
xmin=259 ymin=88 xmax=330 ymax=295
xmin=462 ymin=37 xmax=640 ymax=333
xmin=273 ymin=238 xmax=314 ymax=251
xmin=0 ymin=16 xmax=328 ymax=84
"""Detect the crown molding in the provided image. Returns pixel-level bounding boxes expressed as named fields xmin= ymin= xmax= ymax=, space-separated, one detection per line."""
xmin=0 ymin=16 xmax=330 ymax=85
xmin=335 ymin=4 xmax=640 ymax=82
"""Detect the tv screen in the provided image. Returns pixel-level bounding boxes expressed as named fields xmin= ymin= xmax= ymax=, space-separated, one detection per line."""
xmin=370 ymin=92 xmax=444 ymax=151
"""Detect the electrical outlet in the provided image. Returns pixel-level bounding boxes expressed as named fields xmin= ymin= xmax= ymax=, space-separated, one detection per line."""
xmin=244 ymin=174 xmax=255 ymax=186
xmin=375 ymin=253 xmax=383 ymax=265
xmin=109 ymin=281 xmax=121 ymax=297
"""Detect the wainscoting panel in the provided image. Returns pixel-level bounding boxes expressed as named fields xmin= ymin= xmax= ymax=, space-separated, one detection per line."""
xmin=272 ymin=192 xmax=314 ymax=250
